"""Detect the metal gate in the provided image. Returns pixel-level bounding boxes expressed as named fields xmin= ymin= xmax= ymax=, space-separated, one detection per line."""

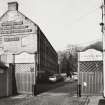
xmin=15 ymin=63 xmax=35 ymax=94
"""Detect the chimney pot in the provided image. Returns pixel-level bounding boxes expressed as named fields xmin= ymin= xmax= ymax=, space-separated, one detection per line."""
xmin=8 ymin=2 xmax=18 ymax=11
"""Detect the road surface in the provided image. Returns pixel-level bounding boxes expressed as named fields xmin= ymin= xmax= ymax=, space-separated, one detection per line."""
xmin=0 ymin=80 xmax=87 ymax=105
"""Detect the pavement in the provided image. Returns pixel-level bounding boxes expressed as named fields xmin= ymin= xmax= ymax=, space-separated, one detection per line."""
xmin=86 ymin=96 xmax=104 ymax=105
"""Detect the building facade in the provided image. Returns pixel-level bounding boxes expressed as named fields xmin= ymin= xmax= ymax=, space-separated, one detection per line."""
xmin=0 ymin=2 xmax=58 ymax=95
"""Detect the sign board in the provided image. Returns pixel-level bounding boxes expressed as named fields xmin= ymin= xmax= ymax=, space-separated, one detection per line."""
xmin=0 ymin=16 xmax=37 ymax=54
xmin=15 ymin=52 xmax=34 ymax=63
xmin=79 ymin=49 xmax=102 ymax=61
xmin=2 ymin=33 xmax=37 ymax=54
xmin=0 ymin=21 xmax=33 ymax=34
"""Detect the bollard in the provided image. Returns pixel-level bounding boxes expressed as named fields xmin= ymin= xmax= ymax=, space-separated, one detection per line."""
xmin=77 ymin=84 xmax=81 ymax=97
xmin=34 ymin=84 xmax=37 ymax=96
xmin=32 ymin=84 xmax=37 ymax=96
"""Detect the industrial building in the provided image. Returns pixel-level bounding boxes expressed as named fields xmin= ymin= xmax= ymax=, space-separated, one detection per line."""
xmin=0 ymin=2 xmax=58 ymax=96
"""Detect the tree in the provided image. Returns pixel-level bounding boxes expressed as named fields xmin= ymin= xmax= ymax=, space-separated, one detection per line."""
xmin=58 ymin=44 xmax=81 ymax=75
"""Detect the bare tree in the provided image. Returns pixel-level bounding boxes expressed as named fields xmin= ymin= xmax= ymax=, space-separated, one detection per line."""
xmin=58 ymin=44 xmax=82 ymax=76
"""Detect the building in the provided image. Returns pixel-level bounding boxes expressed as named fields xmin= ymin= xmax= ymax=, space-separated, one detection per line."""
xmin=0 ymin=2 xmax=58 ymax=95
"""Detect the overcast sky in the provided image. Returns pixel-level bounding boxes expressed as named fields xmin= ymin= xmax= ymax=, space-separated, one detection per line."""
xmin=0 ymin=0 xmax=102 ymax=51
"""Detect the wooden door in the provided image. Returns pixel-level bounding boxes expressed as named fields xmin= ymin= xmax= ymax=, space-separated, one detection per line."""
xmin=15 ymin=63 xmax=35 ymax=94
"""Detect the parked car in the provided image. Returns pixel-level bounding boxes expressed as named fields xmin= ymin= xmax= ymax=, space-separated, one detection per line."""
xmin=72 ymin=72 xmax=78 ymax=81
xmin=49 ymin=75 xmax=57 ymax=82
xmin=48 ymin=74 xmax=64 ymax=82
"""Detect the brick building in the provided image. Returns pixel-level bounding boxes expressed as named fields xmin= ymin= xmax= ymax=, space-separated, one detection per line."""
xmin=0 ymin=2 xmax=58 ymax=95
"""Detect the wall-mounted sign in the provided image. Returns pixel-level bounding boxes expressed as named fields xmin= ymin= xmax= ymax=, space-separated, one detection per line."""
xmin=15 ymin=52 xmax=34 ymax=63
xmin=4 ymin=37 xmax=19 ymax=42
xmin=0 ymin=21 xmax=32 ymax=34
xmin=0 ymin=29 xmax=32 ymax=34
xmin=0 ymin=16 xmax=37 ymax=53
xmin=1 ymin=21 xmax=23 ymax=26
xmin=0 ymin=25 xmax=28 ymax=30
xmin=79 ymin=49 xmax=102 ymax=61
xmin=3 ymin=34 xmax=37 ymax=54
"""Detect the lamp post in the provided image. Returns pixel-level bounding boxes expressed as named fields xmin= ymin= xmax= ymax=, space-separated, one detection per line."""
xmin=100 ymin=0 xmax=105 ymax=97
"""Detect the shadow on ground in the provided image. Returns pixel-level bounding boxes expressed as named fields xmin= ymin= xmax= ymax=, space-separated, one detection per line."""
xmin=37 ymin=80 xmax=77 ymax=95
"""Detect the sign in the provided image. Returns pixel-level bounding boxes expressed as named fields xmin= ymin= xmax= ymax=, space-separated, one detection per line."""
xmin=0 ymin=29 xmax=32 ymax=34
xmin=0 ymin=21 xmax=32 ymax=34
xmin=0 ymin=15 xmax=37 ymax=53
xmin=15 ymin=52 xmax=34 ymax=63
xmin=1 ymin=21 xmax=23 ymax=26
xmin=2 ymin=34 xmax=37 ymax=54
xmin=0 ymin=25 xmax=28 ymax=30
xmin=79 ymin=49 xmax=102 ymax=61
xmin=4 ymin=37 xmax=19 ymax=42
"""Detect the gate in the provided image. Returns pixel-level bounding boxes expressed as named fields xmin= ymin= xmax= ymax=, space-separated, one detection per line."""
xmin=79 ymin=61 xmax=103 ymax=95
xmin=78 ymin=49 xmax=103 ymax=95
xmin=15 ymin=63 xmax=35 ymax=94
xmin=0 ymin=69 xmax=7 ymax=97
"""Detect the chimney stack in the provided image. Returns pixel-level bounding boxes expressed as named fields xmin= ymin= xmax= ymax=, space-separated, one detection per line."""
xmin=8 ymin=2 xmax=18 ymax=11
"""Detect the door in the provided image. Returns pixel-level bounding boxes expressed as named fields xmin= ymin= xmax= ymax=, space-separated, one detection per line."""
xmin=15 ymin=63 xmax=35 ymax=94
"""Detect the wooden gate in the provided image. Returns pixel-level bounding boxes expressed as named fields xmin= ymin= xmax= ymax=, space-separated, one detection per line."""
xmin=79 ymin=61 xmax=103 ymax=95
xmin=15 ymin=63 xmax=35 ymax=94
xmin=78 ymin=49 xmax=103 ymax=96
xmin=0 ymin=69 xmax=7 ymax=97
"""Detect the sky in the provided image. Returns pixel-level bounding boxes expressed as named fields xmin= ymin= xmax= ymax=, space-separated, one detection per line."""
xmin=0 ymin=0 xmax=103 ymax=51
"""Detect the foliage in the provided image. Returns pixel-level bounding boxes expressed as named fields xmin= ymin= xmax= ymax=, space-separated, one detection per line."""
xmin=58 ymin=40 xmax=102 ymax=75
xmin=58 ymin=44 xmax=81 ymax=75
xmin=84 ymin=41 xmax=102 ymax=51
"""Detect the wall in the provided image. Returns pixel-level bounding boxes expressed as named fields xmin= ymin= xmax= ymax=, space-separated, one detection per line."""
xmin=37 ymin=28 xmax=58 ymax=75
